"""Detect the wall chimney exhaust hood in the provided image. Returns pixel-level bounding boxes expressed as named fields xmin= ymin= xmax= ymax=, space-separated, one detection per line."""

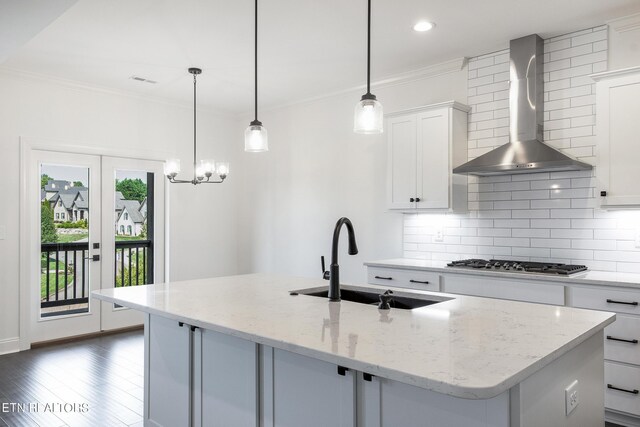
xmin=453 ymin=35 xmax=592 ymax=176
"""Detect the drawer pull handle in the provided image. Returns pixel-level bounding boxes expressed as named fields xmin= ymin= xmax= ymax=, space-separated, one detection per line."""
xmin=606 ymin=335 xmax=639 ymax=344
xmin=607 ymin=384 xmax=639 ymax=395
xmin=374 ymin=276 xmax=393 ymax=280
xmin=606 ymin=299 xmax=638 ymax=306
xmin=409 ymin=279 xmax=430 ymax=284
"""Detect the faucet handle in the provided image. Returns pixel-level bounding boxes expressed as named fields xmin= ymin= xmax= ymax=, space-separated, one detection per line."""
xmin=378 ymin=290 xmax=394 ymax=310
xmin=321 ymin=256 xmax=330 ymax=280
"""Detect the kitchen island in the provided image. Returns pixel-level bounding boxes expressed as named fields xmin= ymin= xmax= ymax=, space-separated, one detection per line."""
xmin=92 ymin=273 xmax=615 ymax=427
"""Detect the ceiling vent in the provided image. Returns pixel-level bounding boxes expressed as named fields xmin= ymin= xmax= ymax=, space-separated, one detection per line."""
xmin=130 ymin=76 xmax=157 ymax=84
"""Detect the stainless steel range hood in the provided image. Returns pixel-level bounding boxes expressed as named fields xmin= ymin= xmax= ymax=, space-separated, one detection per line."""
xmin=453 ymin=35 xmax=592 ymax=176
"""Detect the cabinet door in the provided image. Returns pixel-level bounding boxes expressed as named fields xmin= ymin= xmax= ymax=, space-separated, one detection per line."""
xmin=357 ymin=374 xmax=509 ymax=427
xmin=596 ymin=74 xmax=640 ymax=207
xmin=416 ymin=108 xmax=450 ymax=209
xmin=146 ymin=314 xmax=191 ymax=427
xmin=271 ymin=349 xmax=355 ymax=427
xmin=387 ymin=115 xmax=417 ymax=209
xmin=197 ymin=329 xmax=258 ymax=427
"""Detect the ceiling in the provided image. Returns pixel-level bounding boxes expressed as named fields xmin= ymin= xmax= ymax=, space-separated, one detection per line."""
xmin=2 ymin=0 xmax=640 ymax=115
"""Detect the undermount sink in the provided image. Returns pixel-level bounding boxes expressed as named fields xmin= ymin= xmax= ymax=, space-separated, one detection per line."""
xmin=291 ymin=285 xmax=450 ymax=310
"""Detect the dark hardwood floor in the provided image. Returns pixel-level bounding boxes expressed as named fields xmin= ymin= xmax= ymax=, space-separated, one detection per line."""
xmin=0 ymin=330 xmax=143 ymax=427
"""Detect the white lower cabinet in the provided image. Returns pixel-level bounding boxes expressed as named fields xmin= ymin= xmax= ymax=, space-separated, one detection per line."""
xmin=357 ymin=374 xmax=509 ymax=427
xmin=440 ymin=274 xmax=565 ymax=305
xmin=146 ymin=314 xmax=191 ymax=427
xmin=145 ymin=314 xmax=259 ymax=427
xmin=265 ymin=348 xmax=356 ymax=427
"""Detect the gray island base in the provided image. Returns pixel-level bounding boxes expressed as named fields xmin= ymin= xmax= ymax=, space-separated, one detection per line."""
xmin=92 ymin=273 xmax=615 ymax=427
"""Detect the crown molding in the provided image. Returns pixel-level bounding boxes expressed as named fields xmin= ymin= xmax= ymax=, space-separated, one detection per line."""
xmin=607 ymin=12 xmax=640 ymax=34
xmin=590 ymin=65 xmax=640 ymax=81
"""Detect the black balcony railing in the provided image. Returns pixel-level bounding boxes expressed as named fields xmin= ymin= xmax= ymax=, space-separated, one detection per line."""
xmin=40 ymin=239 xmax=152 ymax=316
xmin=115 ymin=240 xmax=152 ymax=288
xmin=41 ymin=242 xmax=90 ymax=315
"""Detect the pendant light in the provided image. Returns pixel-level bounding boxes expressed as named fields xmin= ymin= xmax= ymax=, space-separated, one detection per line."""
xmin=244 ymin=0 xmax=268 ymax=152
xmin=354 ymin=0 xmax=383 ymax=134
xmin=164 ymin=68 xmax=229 ymax=185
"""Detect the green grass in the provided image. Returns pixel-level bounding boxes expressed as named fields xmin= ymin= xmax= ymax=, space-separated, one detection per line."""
xmin=55 ymin=233 xmax=88 ymax=243
xmin=115 ymin=235 xmax=144 ymax=241
xmin=40 ymin=271 xmax=74 ymax=299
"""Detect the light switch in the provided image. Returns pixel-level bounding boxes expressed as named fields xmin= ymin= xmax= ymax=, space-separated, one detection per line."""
xmin=0 ymin=225 xmax=5 ymax=240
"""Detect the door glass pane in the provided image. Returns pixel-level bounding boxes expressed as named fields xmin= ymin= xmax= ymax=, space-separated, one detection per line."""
xmin=40 ymin=164 xmax=90 ymax=318
xmin=114 ymin=171 xmax=153 ymax=291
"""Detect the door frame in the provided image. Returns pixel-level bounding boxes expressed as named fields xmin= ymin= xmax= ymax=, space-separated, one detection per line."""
xmin=19 ymin=136 xmax=171 ymax=350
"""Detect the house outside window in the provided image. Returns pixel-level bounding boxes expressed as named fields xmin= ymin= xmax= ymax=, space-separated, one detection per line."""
xmin=80 ymin=211 xmax=84 ymax=220
xmin=60 ymin=213 xmax=65 ymax=220
xmin=127 ymin=225 xmax=132 ymax=235
xmin=124 ymin=212 xmax=129 ymax=220
xmin=120 ymin=225 xmax=124 ymax=234
xmin=55 ymin=213 xmax=59 ymax=219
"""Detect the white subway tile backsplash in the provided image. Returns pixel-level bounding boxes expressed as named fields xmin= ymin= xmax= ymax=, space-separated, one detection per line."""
xmin=531 ymin=238 xmax=571 ymax=248
xmin=512 ymin=210 xmax=550 ymax=219
xmin=404 ymin=26 xmax=640 ymax=273
xmin=513 ymin=229 xmax=551 ymax=238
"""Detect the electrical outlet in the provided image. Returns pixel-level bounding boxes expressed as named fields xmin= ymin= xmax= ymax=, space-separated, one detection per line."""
xmin=434 ymin=228 xmax=444 ymax=242
xmin=565 ymin=380 xmax=579 ymax=415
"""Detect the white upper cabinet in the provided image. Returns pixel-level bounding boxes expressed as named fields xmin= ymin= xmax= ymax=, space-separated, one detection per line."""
xmin=593 ymin=67 xmax=640 ymax=208
xmin=386 ymin=101 xmax=469 ymax=211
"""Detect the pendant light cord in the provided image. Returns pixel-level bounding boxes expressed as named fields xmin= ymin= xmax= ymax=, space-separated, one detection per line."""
xmin=193 ymin=72 xmax=197 ymax=180
xmin=254 ymin=0 xmax=258 ymax=122
xmin=366 ymin=0 xmax=371 ymax=95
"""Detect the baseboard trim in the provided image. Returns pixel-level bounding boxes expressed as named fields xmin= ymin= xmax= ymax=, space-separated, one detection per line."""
xmin=606 ymin=409 xmax=640 ymax=427
xmin=0 ymin=337 xmax=21 ymax=355
xmin=31 ymin=325 xmax=143 ymax=349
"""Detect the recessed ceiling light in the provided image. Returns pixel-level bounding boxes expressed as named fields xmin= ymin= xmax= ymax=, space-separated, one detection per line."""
xmin=413 ymin=21 xmax=434 ymax=32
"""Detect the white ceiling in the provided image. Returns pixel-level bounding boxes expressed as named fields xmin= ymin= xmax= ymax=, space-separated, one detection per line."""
xmin=2 ymin=0 xmax=640 ymax=115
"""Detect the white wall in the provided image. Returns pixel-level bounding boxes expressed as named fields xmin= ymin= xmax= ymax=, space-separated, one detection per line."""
xmin=0 ymin=71 xmax=241 ymax=351
xmin=237 ymin=69 xmax=468 ymax=283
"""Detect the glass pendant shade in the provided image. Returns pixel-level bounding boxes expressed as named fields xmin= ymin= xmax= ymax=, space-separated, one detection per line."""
xmin=354 ymin=96 xmax=383 ymax=134
xmin=244 ymin=122 xmax=268 ymax=152
xmin=216 ymin=162 xmax=230 ymax=177
xmin=164 ymin=158 xmax=181 ymax=177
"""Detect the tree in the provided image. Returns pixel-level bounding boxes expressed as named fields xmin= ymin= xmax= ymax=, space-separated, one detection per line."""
xmin=73 ymin=181 xmax=85 ymax=187
xmin=41 ymin=203 xmax=58 ymax=243
xmin=116 ymin=178 xmax=147 ymax=202
xmin=41 ymin=174 xmax=52 ymax=189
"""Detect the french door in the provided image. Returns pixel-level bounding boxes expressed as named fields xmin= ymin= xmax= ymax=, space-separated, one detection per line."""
xmin=100 ymin=156 xmax=165 ymax=331
xmin=29 ymin=150 xmax=165 ymax=344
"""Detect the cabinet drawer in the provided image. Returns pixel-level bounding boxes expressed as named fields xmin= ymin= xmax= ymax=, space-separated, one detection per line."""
xmin=441 ymin=275 xmax=565 ymax=305
xmin=367 ymin=267 xmax=439 ymax=291
xmin=604 ymin=314 xmax=640 ymax=365
xmin=605 ymin=361 xmax=640 ymax=416
xmin=572 ymin=287 xmax=640 ymax=315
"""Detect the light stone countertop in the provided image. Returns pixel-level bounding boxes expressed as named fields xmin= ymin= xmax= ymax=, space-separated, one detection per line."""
xmin=92 ymin=273 xmax=614 ymax=400
xmin=366 ymin=258 xmax=640 ymax=289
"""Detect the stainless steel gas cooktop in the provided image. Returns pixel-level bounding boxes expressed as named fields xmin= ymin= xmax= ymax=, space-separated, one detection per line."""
xmin=446 ymin=259 xmax=588 ymax=275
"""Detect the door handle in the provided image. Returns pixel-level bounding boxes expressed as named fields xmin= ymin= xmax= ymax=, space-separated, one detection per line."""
xmin=84 ymin=254 xmax=100 ymax=262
